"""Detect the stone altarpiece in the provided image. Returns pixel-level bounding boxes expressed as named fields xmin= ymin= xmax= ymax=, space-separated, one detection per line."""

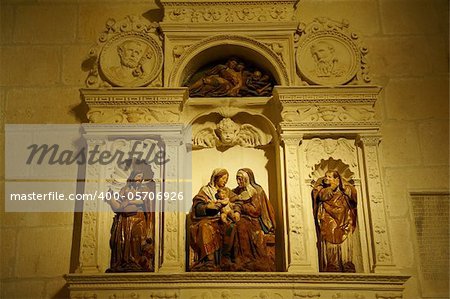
xmin=66 ymin=1 xmax=409 ymax=298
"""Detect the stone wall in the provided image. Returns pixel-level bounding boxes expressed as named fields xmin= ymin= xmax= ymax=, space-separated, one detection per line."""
xmin=0 ymin=0 xmax=448 ymax=298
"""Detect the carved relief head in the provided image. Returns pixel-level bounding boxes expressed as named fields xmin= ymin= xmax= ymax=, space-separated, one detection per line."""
xmin=86 ymin=15 xmax=163 ymax=88
xmin=117 ymin=40 xmax=149 ymax=69
xmin=310 ymin=40 xmax=336 ymax=65
xmin=216 ymin=118 xmax=240 ymax=144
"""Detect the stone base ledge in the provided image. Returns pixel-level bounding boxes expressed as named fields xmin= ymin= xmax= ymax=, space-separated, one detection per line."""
xmin=65 ymin=273 xmax=410 ymax=299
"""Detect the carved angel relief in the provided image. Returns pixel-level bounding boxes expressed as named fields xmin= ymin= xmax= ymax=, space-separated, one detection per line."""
xmin=193 ymin=118 xmax=271 ymax=149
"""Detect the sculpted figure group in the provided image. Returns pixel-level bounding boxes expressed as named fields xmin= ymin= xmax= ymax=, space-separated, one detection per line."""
xmin=104 ymin=167 xmax=357 ymax=273
xmin=189 ymin=168 xmax=276 ymax=271
xmin=188 ymin=58 xmax=274 ymax=97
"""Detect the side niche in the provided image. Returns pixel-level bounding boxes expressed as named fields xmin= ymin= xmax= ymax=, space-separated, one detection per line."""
xmin=310 ymin=158 xmax=364 ymax=273
xmin=184 ymin=57 xmax=276 ymax=97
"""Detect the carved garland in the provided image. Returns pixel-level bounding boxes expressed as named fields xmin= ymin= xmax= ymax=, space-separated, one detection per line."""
xmin=162 ymin=1 xmax=297 ymax=23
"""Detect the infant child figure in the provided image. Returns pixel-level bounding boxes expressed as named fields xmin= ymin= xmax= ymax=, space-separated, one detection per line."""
xmin=215 ymin=188 xmax=239 ymax=224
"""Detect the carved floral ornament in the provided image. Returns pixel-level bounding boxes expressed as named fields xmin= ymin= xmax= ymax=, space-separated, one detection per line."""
xmin=295 ymin=17 xmax=371 ymax=86
xmin=160 ymin=0 xmax=299 ymax=24
xmin=87 ymin=107 xmax=179 ymax=124
xmin=85 ymin=16 xmax=164 ymax=88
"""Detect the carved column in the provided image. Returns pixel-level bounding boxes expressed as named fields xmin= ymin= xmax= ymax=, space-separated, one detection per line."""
xmin=158 ymin=134 xmax=189 ymax=272
xmin=281 ymin=134 xmax=316 ymax=272
xmin=77 ymin=137 xmax=105 ymax=273
xmin=358 ymin=134 xmax=397 ymax=273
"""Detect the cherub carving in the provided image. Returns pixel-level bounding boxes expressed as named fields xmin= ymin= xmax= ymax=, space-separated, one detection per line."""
xmin=193 ymin=118 xmax=271 ymax=149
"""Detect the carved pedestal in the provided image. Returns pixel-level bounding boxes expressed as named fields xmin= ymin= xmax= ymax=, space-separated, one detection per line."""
xmin=66 ymin=273 xmax=409 ymax=299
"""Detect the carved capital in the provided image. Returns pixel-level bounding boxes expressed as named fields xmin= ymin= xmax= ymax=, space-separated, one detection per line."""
xmin=358 ymin=134 xmax=381 ymax=146
xmin=281 ymin=135 xmax=302 ymax=147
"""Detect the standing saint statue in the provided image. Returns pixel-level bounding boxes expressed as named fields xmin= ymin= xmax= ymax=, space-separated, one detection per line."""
xmin=312 ymin=170 xmax=357 ymax=272
xmin=105 ymin=170 xmax=155 ymax=272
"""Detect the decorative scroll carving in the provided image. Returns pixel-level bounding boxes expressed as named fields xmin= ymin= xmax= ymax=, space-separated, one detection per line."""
xmin=252 ymin=292 xmax=284 ymax=299
xmin=358 ymin=135 xmax=394 ymax=267
xmin=71 ymin=293 xmax=98 ymax=299
xmin=282 ymin=136 xmax=307 ymax=267
xmin=161 ymin=1 xmax=298 ymax=24
xmin=293 ymin=291 xmax=321 ymax=298
xmin=160 ymin=137 xmax=185 ymax=271
xmin=149 ymin=292 xmax=179 ymax=299
xmin=85 ymin=15 xmax=163 ymax=88
xmin=193 ymin=118 xmax=271 ymax=149
xmin=276 ymin=87 xmax=380 ymax=129
xmin=288 ymin=105 xmax=375 ymax=122
xmin=79 ymin=211 xmax=98 ymax=270
xmin=78 ymin=138 xmax=105 ymax=273
xmin=295 ymin=17 xmax=370 ymax=86
xmin=332 ymin=294 xmax=364 ymax=299
xmin=375 ymin=293 xmax=402 ymax=299
xmin=87 ymin=108 xmax=180 ymax=124
xmin=305 ymin=138 xmax=357 ymax=171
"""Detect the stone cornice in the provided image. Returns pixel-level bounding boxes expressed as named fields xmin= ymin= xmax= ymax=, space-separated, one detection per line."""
xmin=160 ymin=0 xmax=299 ymax=6
xmin=274 ymin=86 xmax=381 ymax=104
xmin=65 ymin=273 xmax=410 ymax=291
xmin=80 ymin=88 xmax=188 ymax=107
xmin=160 ymin=22 xmax=299 ymax=33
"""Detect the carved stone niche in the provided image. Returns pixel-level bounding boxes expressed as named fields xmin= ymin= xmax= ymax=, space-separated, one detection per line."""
xmin=188 ymin=110 xmax=284 ymax=271
xmin=276 ymin=85 xmax=401 ymax=275
xmin=73 ymin=123 xmax=190 ymax=276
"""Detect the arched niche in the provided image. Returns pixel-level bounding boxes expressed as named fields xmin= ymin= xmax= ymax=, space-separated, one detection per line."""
xmin=169 ymin=35 xmax=289 ymax=88
xmin=188 ymin=111 xmax=285 ymax=270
